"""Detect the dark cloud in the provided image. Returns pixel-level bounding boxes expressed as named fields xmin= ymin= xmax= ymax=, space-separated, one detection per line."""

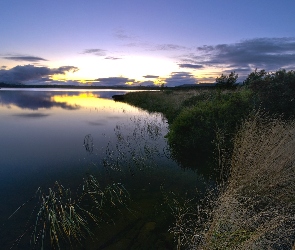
xmin=13 ymin=113 xmax=50 ymax=118
xmin=82 ymin=49 xmax=106 ymax=56
xmin=143 ymin=75 xmax=159 ymax=79
xmin=93 ymin=77 xmax=133 ymax=86
xmin=91 ymin=77 xmax=155 ymax=87
xmin=164 ymin=72 xmax=198 ymax=87
xmin=0 ymin=64 xmax=79 ymax=83
xmin=1 ymin=66 xmax=7 ymax=69
xmin=178 ymin=63 xmax=204 ymax=69
xmin=182 ymin=37 xmax=295 ymax=79
xmin=3 ymin=56 xmax=48 ymax=62
xmin=137 ymin=80 xmax=155 ymax=87
xmin=104 ymin=56 xmax=122 ymax=60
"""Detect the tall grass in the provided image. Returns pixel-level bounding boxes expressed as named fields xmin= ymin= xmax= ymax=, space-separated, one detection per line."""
xmin=10 ymin=176 xmax=129 ymax=249
xmin=201 ymin=113 xmax=295 ymax=249
xmin=123 ymin=89 xmax=209 ymax=121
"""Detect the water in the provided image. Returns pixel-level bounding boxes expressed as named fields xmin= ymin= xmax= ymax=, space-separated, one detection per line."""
xmin=0 ymin=89 xmax=207 ymax=249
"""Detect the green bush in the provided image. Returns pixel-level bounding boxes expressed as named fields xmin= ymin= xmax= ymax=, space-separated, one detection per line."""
xmin=244 ymin=69 xmax=295 ymax=117
xmin=166 ymin=90 xmax=253 ymax=170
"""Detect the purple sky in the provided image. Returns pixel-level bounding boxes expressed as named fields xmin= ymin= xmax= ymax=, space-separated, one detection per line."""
xmin=1 ymin=0 xmax=295 ymax=86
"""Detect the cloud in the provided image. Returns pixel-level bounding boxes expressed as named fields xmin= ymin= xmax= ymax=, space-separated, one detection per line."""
xmin=152 ymin=44 xmax=187 ymax=51
xmin=82 ymin=49 xmax=106 ymax=56
xmin=1 ymin=66 xmax=7 ymax=69
xmin=136 ymin=80 xmax=155 ymax=87
xmin=181 ymin=37 xmax=295 ymax=79
xmin=178 ymin=63 xmax=204 ymax=69
xmin=3 ymin=55 xmax=48 ymax=62
xmin=104 ymin=56 xmax=122 ymax=60
xmin=13 ymin=113 xmax=50 ymax=118
xmin=114 ymin=28 xmax=138 ymax=41
xmin=93 ymin=76 xmax=133 ymax=86
xmin=164 ymin=72 xmax=198 ymax=87
xmin=91 ymin=77 xmax=156 ymax=87
xmin=0 ymin=64 xmax=79 ymax=83
xmin=143 ymin=75 xmax=159 ymax=79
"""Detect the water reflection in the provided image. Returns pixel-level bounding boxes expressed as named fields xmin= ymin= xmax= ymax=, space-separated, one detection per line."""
xmin=0 ymin=89 xmax=128 ymax=110
xmin=0 ymin=89 xmax=206 ymax=249
xmin=13 ymin=112 xmax=50 ymax=118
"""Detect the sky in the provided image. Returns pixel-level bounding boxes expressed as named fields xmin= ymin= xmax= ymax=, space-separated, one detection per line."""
xmin=1 ymin=0 xmax=295 ymax=87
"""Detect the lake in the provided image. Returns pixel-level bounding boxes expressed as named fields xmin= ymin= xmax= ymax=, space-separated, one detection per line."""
xmin=0 ymin=89 xmax=207 ymax=249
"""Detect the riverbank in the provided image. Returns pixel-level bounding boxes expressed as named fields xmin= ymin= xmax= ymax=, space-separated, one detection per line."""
xmin=121 ymin=87 xmax=295 ymax=249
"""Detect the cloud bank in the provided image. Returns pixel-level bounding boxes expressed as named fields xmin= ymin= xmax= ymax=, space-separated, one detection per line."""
xmin=82 ymin=49 xmax=106 ymax=56
xmin=179 ymin=37 xmax=295 ymax=79
xmin=0 ymin=64 xmax=79 ymax=84
xmin=92 ymin=77 xmax=132 ymax=86
xmin=3 ymin=55 xmax=48 ymax=62
xmin=164 ymin=72 xmax=198 ymax=87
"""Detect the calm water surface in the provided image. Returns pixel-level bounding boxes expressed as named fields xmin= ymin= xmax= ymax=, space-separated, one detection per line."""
xmin=0 ymin=89 xmax=206 ymax=249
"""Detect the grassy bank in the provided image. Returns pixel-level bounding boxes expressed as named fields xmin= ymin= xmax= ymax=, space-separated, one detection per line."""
xmin=200 ymin=113 xmax=295 ymax=249
xmin=122 ymin=70 xmax=295 ymax=249
xmin=123 ymin=88 xmax=253 ymax=173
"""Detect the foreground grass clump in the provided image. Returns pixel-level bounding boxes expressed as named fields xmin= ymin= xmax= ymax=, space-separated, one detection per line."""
xmin=200 ymin=113 xmax=295 ymax=249
xmin=10 ymin=176 xmax=129 ymax=249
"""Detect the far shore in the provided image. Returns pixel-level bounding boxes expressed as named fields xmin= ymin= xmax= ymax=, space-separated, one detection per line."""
xmin=0 ymin=82 xmax=215 ymax=91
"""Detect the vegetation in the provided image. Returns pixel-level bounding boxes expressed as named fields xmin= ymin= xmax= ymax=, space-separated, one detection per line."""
xmin=215 ymin=71 xmax=239 ymax=89
xmin=244 ymin=69 xmax=295 ymax=117
xmin=9 ymin=68 xmax=295 ymax=249
xmin=122 ymin=68 xmax=295 ymax=249
xmin=200 ymin=113 xmax=295 ymax=249
xmin=9 ymin=176 xmax=129 ymax=249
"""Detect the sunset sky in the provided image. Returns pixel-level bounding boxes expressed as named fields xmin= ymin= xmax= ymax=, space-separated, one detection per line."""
xmin=1 ymin=0 xmax=295 ymax=87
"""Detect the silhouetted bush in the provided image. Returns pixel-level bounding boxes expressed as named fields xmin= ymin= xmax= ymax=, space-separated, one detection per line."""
xmin=215 ymin=71 xmax=239 ymax=89
xmin=244 ymin=69 xmax=295 ymax=117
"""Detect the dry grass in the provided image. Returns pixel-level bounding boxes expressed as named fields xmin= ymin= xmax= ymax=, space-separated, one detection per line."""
xmin=201 ymin=112 xmax=295 ymax=249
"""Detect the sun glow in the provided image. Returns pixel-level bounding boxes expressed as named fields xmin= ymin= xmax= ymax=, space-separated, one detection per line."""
xmin=51 ymin=54 xmax=178 ymax=82
xmin=50 ymin=92 xmax=135 ymax=111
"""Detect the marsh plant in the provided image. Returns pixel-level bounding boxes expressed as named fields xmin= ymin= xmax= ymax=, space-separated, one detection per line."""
xmin=101 ymin=114 xmax=172 ymax=174
xmin=10 ymin=176 xmax=129 ymax=249
xmin=9 ymin=113 xmax=173 ymax=249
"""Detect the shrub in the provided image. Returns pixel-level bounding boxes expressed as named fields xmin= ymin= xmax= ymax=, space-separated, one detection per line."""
xmin=244 ymin=69 xmax=295 ymax=117
xmin=215 ymin=72 xmax=239 ymax=89
xmin=166 ymin=90 xmax=253 ymax=171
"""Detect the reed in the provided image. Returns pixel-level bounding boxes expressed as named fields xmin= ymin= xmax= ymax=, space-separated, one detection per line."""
xmin=10 ymin=176 xmax=129 ymax=249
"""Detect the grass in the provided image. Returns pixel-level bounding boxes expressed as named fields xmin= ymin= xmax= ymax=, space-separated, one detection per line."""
xmin=200 ymin=112 xmax=295 ymax=249
xmin=123 ymin=89 xmax=210 ymax=121
xmin=10 ymin=176 xmax=129 ymax=249
xmin=122 ymin=89 xmax=295 ymax=249
xmin=10 ymin=84 xmax=295 ymax=249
